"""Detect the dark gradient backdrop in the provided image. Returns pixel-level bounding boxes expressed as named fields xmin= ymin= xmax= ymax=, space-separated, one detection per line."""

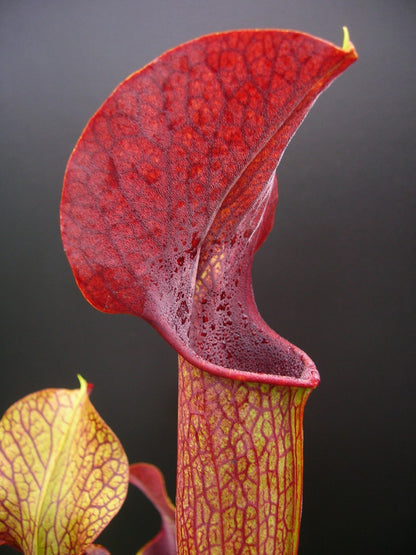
xmin=1 ymin=1 xmax=415 ymax=553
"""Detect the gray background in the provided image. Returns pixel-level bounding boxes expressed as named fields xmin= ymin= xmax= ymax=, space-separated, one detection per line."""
xmin=1 ymin=1 xmax=415 ymax=553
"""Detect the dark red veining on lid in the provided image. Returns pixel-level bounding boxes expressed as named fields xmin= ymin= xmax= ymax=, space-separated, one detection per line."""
xmin=61 ymin=30 xmax=357 ymax=384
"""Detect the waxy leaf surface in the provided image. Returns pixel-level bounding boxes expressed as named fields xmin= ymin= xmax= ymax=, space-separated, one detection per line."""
xmin=61 ymin=29 xmax=357 ymax=385
xmin=130 ymin=463 xmax=176 ymax=555
xmin=0 ymin=377 xmax=129 ymax=555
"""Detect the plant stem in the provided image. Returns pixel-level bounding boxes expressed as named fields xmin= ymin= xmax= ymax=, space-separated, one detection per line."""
xmin=176 ymin=356 xmax=313 ymax=554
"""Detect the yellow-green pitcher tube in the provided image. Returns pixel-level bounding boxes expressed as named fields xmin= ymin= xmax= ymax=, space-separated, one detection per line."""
xmin=176 ymin=356 xmax=314 ymax=554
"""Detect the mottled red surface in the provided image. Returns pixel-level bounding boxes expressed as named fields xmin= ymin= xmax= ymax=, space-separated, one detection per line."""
xmin=61 ymin=30 xmax=357 ymax=385
xmin=59 ymin=30 xmax=358 ymax=555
